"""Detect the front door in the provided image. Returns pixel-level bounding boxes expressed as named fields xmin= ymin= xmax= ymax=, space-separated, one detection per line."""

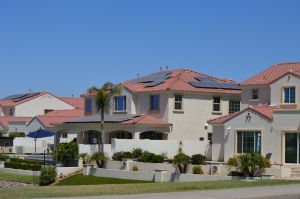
xmin=285 ymin=133 xmax=300 ymax=164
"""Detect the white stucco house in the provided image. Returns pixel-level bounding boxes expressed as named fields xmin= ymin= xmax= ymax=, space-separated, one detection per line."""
xmin=55 ymin=69 xmax=241 ymax=158
xmin=209 ymin=62 xmax=300 ymax=166
xmin=0 ymin=92 xmax=83 ymax=134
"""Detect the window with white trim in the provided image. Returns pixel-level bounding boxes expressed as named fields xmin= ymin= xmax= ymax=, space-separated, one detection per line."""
xmin=213 ymin=97 xmax=221 ymax=112
xmin=150 ymin=95 xmax=160 ymax=111
xmin=237 ymin=131 xmax=261 ymax=153
xmin=174 ymin=94 xmax=183 ymax=110
xmin=229 ymin=100 xmax=240 ymax=114
xmin=114 ymin=96 xmax=127 ymax=111
xmin=252 ymin=89 xmax=259 ymax=100
xmin=283 ymin=86 xmax=296 ymax=104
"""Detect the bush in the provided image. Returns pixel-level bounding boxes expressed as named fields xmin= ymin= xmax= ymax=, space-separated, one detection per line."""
xmin=132 ymin=165 xmax=139 ymax=171
xmin=140 ymin=151 xmax=155 ymax=163
xmin=191 ymin=154 xmax=207 ymax=165
xmin=78 ymin=153 xmax=90 ymax=164
xmin=8 ymin=132 xmax=25 ymax=138
xmin=228 ymin=171 xmax=244 ymax=176
xmin=151 ymin=155 xmax=164 ymax=163
xmin=39 ymin=166 xmax=57 ymax=186
xmin=227 ymin=153 xmax=271 ymax=177
xmin=0 ymin=154 xmax=9 ymax=161
xmin=53 ymin=141 xmax=78 ymax=166
xmin=173 ymin=153 xmax=191 ymax=173
xmin=4 ymin=161 xmax=41 ymax=171
xmin=132 ymin=148 xmax=143 ymax=158
xmin=90 ymin=152 xmax=108 ymax=168
xmin=192 ymin=166 xmax=203 ymax=174
xmin=10 ymin=158 xmax=42 ymax=165
xmin=112 ymin=151 xmax=132 ymax=161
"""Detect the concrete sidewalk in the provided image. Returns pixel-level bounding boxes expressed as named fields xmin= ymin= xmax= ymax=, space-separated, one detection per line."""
xmin=43 ymin=184 xmax=300 ymax=199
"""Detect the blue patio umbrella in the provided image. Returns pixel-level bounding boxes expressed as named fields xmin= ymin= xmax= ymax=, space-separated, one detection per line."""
xmin=27 ymin=129 xmax=55 ymax=154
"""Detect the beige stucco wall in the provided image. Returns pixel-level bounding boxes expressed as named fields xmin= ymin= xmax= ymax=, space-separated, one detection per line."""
xmin=241 ymin=85 xmax=270 ymax=109
xmin=8 ymin=121 xmax=28 ymax=133
xmin=270 ymin=73 xmax=300 ymax=106
xmin=14 ymin=94 xmax=74 ymax=117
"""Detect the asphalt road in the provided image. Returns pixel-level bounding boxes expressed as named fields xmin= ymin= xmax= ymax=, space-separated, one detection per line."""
xmin=43 ymin=184 xmax=300 ymax=199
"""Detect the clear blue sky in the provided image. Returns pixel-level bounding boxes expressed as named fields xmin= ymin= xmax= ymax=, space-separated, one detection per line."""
xmin=1 ymin=0 xmax=300 ymax=98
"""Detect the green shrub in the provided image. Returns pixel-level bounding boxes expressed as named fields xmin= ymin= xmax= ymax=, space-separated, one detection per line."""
xmin=191 ymin=154 xmax=207 ymax=165
xmin=112 ymin=151 xmax=132 ymax=161
xmin=123 ymin=152 xmax=133 ymax=159
xmin=151 ymin=155 xmax=164 ymax=163
xmin=8 ymin=132 xmax=25 ymax=138
xmin=78 ymin=153 xmax=90 ymax=164
xmin=39 ymin=166 xmax=57 ymax=186
xmin=228 ymin=171 xmax=244 ymax=176
xmin=0 ymin=154 xmax=9 ymax=161
xmin=192 ymin=166 xmax=203 ymax=174
xmin=140 ymin=151 xmax=155 ymax=163
xmin=132 ymin=165 xmax=139 ymax=171
xmin=132 ymin=148 xmax=143 ymax=158
xmin=227 ymin=153 xmax=271 ymax=177
xmin=90 ymin=152 xmax=108 ymax=168
xmin=4 ymin=161 xmax=41 ymax=171
xmin=173 ymin=153 xmax=191 ymax=173
xmin=53 ymin=141 xmax=78 ymax=166
xmin=10 ymin=158 xmax=42 ymax=165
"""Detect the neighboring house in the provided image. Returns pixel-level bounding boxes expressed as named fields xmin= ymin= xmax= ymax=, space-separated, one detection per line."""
xmin=0 ymin=116 xmax=32 ymax=134
xmin=55 ymin=69 xmax=241 ymax=157
xmin=209 ymin=62 xmax=300 ymax=165
xmin=0 ymin=137 xmax=13 ymax=153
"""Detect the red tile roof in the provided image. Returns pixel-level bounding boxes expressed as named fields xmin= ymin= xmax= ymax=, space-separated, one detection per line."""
xmin=34 ymin=109 xmax=84 ymax=128
xmin=58 ymin=97 xmax=84 ymax=109
xmin=122 ymin=115 xmax=171 ymax=125
xmin=0 ymin=116 xmax=32 ymax=129
xmin=208 ymin=104 xmax=275 ymax=124
xmin=123 ymin=69 xmax=241 ymax=94
xmin=242 ymin=62 xmax=300 ymax=86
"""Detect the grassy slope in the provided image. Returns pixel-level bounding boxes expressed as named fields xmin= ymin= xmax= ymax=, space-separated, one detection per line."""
xmin=0 ymin=172 xmax=38 ymax=184
xmin=1 ymin=180 xmax=300 ymax=199
xmin=56 ymin=174 xmax=151 ymax=186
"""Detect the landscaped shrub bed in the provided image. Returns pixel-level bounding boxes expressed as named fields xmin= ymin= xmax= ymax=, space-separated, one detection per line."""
xmin=10 ymin=158 xmax=42 ymax=165
xmin=191 ymin=154 xmax=207 ymax=165
xmin=0 ymin=154 xmax=9 ymax=161
xmin=4 ymin=161 xmax=42 ymax=171
xmin=112 ymin=149 xmax=165 ymax=163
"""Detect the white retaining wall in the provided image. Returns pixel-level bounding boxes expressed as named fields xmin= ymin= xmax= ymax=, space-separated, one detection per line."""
xmin=111 ymin=139 xmax=209 ymax=158
xmin=0 ymin=167 xmax=40 ymax=176
xmin=56 ymin=167 xmax=81 ymax=176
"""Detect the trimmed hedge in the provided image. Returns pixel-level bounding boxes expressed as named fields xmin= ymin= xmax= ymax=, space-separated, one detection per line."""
xmin=4 ymin=161 xmax=41 ymax=171
xmin=191 ymin=154 xmax=207 ymax=165
xmin=10 ymin=158 xmax=42 ymax=165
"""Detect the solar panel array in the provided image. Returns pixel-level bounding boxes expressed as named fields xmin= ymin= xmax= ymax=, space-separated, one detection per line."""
xmin=2 ymin=92 xmax=42 ymax=102
xmin=131 ymin=71 xmax=172 ymax=88
xmin=190 ymin=76 xmax=240 ymax=90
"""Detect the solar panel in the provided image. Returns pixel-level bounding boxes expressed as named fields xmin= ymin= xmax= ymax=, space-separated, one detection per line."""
xmin=2 ymin=92 xmax=41 ymax=101
xmin=131 ymin=71 xmax=172 ymax=83
xmin=144 ymin=81 xmax=165 ymax=87
xmin=189 ymin=81 xmax=240 ymax=90
xmin=2 ymin=94 xmax=28 ymax=100
xmin=194 ymin=76 xmax=218 ymax=82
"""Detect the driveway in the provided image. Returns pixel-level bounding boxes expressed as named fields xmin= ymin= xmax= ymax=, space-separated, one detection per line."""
xmin=43 ymin=184 xmax=300 ymax=199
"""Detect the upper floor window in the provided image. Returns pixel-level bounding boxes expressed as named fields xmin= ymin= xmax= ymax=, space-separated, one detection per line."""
xmin=44 ymin=109 xmax=54 ymax=114
xmin=283 ymin=87 xmax=296 ymax=104
xmin=252 ymin=89 xmax=259 ymax=100
xmin=150 ymin=95 xmax=160 ymax=111
xmin=114 ymin=96 xmax=127 ymax=111
xmin=213 ymin=97 xmax=221 ymax=112
xmin=9 ymin=108 xmax=13 ymax=116
xmin=229 ymin=100 xmax=240 ymax=114
xmin=85 ymin=98 xmax=92 ymax=113
xmin=174 ymin=94 xmax=183 ymax=111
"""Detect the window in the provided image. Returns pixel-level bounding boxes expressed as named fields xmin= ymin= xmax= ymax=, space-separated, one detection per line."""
xmin=229 ymin=100 xmax=240 ymax=114
xmin=9 ymin=108 xmax=13 ymax=116
xmin=208 ymin=133 xmax=212 ymax=145
xmin=114 ymin=96 xmax=127 ymax=111
xmin=150 ymin=95 xmax=160 ymax=111
xmin=213 ymin=97 xmax=221 ymax=112
xmin=174 ymin=94 xmax=183 ymax=110
xmin=61 ymin=132 xmax=68 ymax=138
xmin=283 ymin=87 xmax=296 ymax=104
xmin=85 ymin=98 xmax=92 ymax=113
xmin=237 ymin=131 xmax=261 ymax=153
xmin=44 ymin=109 xmax=54 ymax=114
xmin=252 ymin=89 xmax=259 ymax=100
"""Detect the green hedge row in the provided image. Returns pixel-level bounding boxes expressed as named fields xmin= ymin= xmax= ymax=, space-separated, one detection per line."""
xmin=0 ymin=154 xmax=9 ymax=161
xmin=4 ymin=161 xmax=42 ymax=171
xmin=10 ymin=158 xmax=42 ymax=165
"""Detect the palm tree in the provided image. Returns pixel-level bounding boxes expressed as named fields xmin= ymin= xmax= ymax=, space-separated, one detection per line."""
xmin=88 ymin=82 xmax=122 ymax=151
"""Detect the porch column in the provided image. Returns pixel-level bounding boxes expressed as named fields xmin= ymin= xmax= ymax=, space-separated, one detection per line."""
xmin=133 ymin=132 xmax=141 ymax=140
xmin=77 ymin=132 xmax=84 ymax=144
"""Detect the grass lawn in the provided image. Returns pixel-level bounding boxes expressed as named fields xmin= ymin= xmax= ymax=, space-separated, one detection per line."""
xmin=1 ymin=179 xmax=300 ymax=199
xmin=56 ymin=174 xmax=151 ymax=186
xmin=0 ymin=171 xmax=38 ymax=184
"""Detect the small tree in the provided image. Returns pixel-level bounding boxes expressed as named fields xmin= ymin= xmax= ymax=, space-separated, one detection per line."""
xmin=53 ymin=141 xmax=78 ymax=166
xmin=173 ymin=153 xmax=191 ymax=173
xmin=91 ymin=152 xmax=108 ymax=168
xmin=227 ymin=153 xmax=271 ymax=177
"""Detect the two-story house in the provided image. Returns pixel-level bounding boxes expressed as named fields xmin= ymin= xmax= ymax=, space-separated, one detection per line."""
xmin=56 ymin=69 xmax=241 ymax=157
xmin=209 ymin=62 xmax=300 ymax=165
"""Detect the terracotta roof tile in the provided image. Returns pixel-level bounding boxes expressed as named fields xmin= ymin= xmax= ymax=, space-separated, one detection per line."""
xmin=59 ymin=97 xmax=84 ymax=109
xmin=208 ymin=104 xmax=275 ymax=124
xmin=0 ymin=116 xmax=32 ymax=129
xmin=242 ymin=62 xmax=300 ymax=86
xmin=122 ymin=115 xmax=171 ymax=125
